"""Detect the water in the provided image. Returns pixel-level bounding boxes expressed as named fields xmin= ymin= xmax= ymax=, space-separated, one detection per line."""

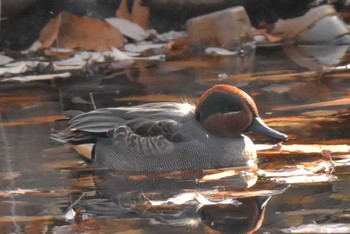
xmin=1 ymin=44 xmax=350 ymax=233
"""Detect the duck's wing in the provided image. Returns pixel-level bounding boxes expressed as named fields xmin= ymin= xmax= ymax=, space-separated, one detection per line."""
xmin=106 ymin=118 xmax=191 ymax=156
xmin=56 ymin=103 xmax=194 ymax=144
xmin=67 ymin=102 xmax=194 ymax=133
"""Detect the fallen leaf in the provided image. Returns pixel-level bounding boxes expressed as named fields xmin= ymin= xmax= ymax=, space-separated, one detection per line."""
xmin=205 ymin=47 xmax=237 ymax=56
xmin=63 ymin=208 xmax=76 ymax=220
xmin=0 ymin=62 xmax=27 ymax=75
xmin=53 ymin=63 xmax=85 ymax=71
xmin=21 ymin=40 xmax=42 ymax=54
xmin=116 ymin=0 xmax=132 ymax=21
xmin=0 ymin=54 xmax=14 ymax=65
xmin=105 ymin=47 xmax=164 ymax=62
xmin=0 ymin=61 xmax=49 ymax=76
xmin=214 ymin=188 xmax=288 ymax=198
xmin=130 ymin=0 xmax=149 ymax=30
xmin=148 ymin=192 xmax=240 ymax=206
xmin=1 ymin=72 xmax=71 ymax=83
xmin=39 ymin=12 xmax=124 ymax=51
xmin=108 ymin=47 xmax=132 ymax=60
xmin=40 ymin=13 xmax=62 ymax=48
xmin=53 ymin=55 xmax=87 ymax=71
xmin=44 ymin=47 xmax=76 ymax=59
xmin=106 ymin=17 xmax=149 ymax=41
xmin=124 ymin=43 xmax=167 ymax=53
xmin=116 ymin=0 xmax=149 ymax=30
xmin=200 ymin=170 xmax=239 ymax=181
xmin=157 ymin=31 xmax=188 ymax=42
xmin=255 ymin=29 xmax=283 ymax=43
xmin=272 ymin=174 xmax=336 ymax=184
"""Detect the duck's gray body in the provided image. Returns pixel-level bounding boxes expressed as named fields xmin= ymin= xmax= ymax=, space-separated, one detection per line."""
xmin=61 ymin=102 xmax=256 ymax=172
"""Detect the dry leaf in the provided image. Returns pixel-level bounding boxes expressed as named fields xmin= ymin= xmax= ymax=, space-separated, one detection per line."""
xmin=124 ymin=43 xmax=167 ymax=53
xmin=44 ymin=47 xmax=76 ymax=59
xmin=106 ymin=18 xmax=149 ymax=41
xmin=205 ymin=47 xmax=237 ymax=56
xmin=0 ymin=62 xmax=27 ymax=75
xmin=157 ymin=31 xmax=188 ymax=42
xmin=255 ymin=29 xmax=283 ymax=43
xmin=0 ymin=61 xmax=49 ymax=76
xmin=2 ymin=72 xmax=71 ymax=83
xmin=116 ymin=0 xmax=149 ymax=30
xmin=22 ymin=40 xmax=42 ymax=54
xmin=200 ymin=170 xmax=238 ymax=181
xmin=272 ymin=174 xmax=336 ymax=184
xmin=39 ymin=12 xmax=124 ymax=51
xmin=130 ymin=0 xmax=149 ymax=30
xmin=63 ymin=208 xmax=76 ymax=220
xmin=40 ymin=13 xmax=62 ymax=48
xmin=116 ymin=0 xmax=132 ymax=21
xmin=148 ymin=192 xmax=240 ymax=206
xmin=0 ymin=54 xmax=14 ymax=65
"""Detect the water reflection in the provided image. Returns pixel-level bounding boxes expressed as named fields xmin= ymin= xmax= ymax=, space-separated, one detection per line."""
xmin=199 ymin=196 xmax=270 ymax=233
xmin=284 ymin=44 xmax=350 ymax=70
xmin=68 ymin=167 xmax=285 ymax=233
xmin=1 ymin=43 xmax=350 ymax=233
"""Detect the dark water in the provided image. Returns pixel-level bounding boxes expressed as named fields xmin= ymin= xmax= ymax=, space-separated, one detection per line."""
xmin=1 ymin=44 xmax=350 ymax=233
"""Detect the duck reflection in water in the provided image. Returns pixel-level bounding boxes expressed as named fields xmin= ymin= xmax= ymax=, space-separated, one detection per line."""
xmin=200 ymin=196 xmax=270 ymax=234
xmin=81 ymin=169 xmax=274 ymax=234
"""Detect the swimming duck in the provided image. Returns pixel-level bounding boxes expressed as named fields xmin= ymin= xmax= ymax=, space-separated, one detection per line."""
xmin=54 ymin=84 xmax=287 ymax=172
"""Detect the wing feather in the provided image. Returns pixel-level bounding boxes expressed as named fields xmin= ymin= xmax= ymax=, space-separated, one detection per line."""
xmin=57 ymin=103 xmax=195 ymax=148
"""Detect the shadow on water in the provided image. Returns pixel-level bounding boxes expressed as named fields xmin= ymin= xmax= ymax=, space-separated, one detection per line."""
xmin=1 ymin=43 xmax=350 ymax=233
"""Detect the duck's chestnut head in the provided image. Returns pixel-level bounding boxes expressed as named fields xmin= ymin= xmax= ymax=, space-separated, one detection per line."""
xmin=195 ymin=85 xmax=287 ymax=140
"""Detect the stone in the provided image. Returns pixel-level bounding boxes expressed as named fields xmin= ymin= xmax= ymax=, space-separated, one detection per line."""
xmin=186 ymin=6 xmax=254 ymax=49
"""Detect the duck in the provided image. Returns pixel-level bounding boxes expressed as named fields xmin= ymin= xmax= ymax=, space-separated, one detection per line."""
xmin=53 ymin=84 xmax=287 ymax=172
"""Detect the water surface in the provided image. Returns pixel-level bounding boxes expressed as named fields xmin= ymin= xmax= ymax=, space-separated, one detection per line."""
xmin=1 ymin=44 xmax=350 ymax=233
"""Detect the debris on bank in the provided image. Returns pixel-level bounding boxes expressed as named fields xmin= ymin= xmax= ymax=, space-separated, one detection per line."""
xmin=0 ymin=2 xmax=349 ymax=82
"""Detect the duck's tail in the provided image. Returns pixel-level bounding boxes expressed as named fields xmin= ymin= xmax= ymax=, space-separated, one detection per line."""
xmin=51 ymin=131 xmax=95 ymax=162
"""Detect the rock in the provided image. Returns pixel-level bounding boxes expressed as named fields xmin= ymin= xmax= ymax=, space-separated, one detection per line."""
xmin=186 ymin=7 xmax=254 ymax=49
xmin=272 ymin=5 xmax=350 ymax=43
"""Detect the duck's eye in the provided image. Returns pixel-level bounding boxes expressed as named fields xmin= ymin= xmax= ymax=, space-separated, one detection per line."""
xmin=224 ymin=103 xmax=243 ymax=112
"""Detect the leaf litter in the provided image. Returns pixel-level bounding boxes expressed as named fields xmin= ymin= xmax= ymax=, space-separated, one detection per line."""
xmin=255 ymin=143 xmax=350 ymax=184
xmin=0 ymin=1 xmax=173 ymax=83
